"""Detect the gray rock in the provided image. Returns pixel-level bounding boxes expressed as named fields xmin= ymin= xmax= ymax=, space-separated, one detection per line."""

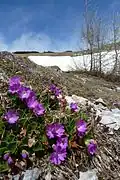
xmin=100 ymin=108 xmax=120 ymax=130
xmin=95 ymin=98 xmax=106 ymax=106
xmin=45 ymin=171 xmax=52 ymax=180
xmin=13 ymin=174 xmax=20 ymax=180
xmin=113 ymin=102 xmax=120 ymax=109
xmin=22 ymin=168 xmax=41 ymax=180
xmin=79 ymin=169 xmax=98 ymax=180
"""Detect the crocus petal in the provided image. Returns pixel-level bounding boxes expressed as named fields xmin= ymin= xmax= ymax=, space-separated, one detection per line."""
xmin=56 ymin=136 xmax=68 ymax=149
xmin=76 ymin=119 xmax=87 ymax=137
xmin=49 ymin=84 xmax=56 ymax=92
xmin=46 ymin=124 xmax=55 ymax=139
xmin=3 ymin=153 xmax=10 ymax=160
xmin=50 ymin=146 xmax=67 ymax=165
xmin=87 ymin=140 xmax=97 ymax=155
xmin=70 ymin=102 xmax=78 ymax=112
xmin=18 ymin=86 xmax=35 ymax=101
xmin=33 ymin=103 xmax=45 ymax=116
xmin=46 ymin=123 xmax=65 ymax=139
xmin=9 ymin=76 xmax=21 ymax=94
xmin=7 ymin=157 xmax=13 ymax=164
xmin=4 ymin=110 xmax=19 ymax=124
xmin=27 ymin=97 xmax=38 ymax=109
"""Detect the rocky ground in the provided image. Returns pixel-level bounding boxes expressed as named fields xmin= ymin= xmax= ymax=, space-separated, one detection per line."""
xmin=1 ymin=51 xmax=120 ymax=105
xmin=0 ymin=51 xmax=120 ymax=180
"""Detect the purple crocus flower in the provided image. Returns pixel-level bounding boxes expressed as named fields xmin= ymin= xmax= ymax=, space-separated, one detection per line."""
xmin=76 ymin=119 xmax=87 ymax=137
xmin=7 ymin=156 xmax=13 ymax=165
xmin=49 ymin=84 xmax=62 ymax=97
xmin=70 ymin=102 xmax=78 ymax=112
xmin=18 ymin=86 xmax=35 ymax=101
xmin=46 ymin=124 xmax=55 ymax=139
xmin=9 ymin=76 xmax=21 ymax=94
xmin=9 ymin=76 xmax=21 ymax=86
xmin=3 ymin=153 xmax=10 ymax=160
xmin=50 ymin=145 xmax=67 ymax=165
xmin=27 ymin=96 xmax=38 ymax=109
xmin=33 ymin=103 xmax=45 ymax=116
xmin=49 ymin=84 xmax=56 ymax=92
xmin=56 ymin=136 xmax=68 ymax=149
xmin=55 ymin=88 xmax=62 ymax=97
xmin=46 ymin=123 xmax=65 ymax=139
xmin=53 ymin=123 xmax=65 ymax=138
xmin=87 ymin=139 xmax=97 ymax=155
xmin=4 ymin=110 xmax=19 ymax=124
xmin=21 ymin=152 xmax=28 ymax=159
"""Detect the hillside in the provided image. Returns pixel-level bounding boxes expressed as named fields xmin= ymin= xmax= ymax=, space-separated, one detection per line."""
xmin=0 ymin=51 xmax=120 ymax=179
xmin=1 ymin=51 xmax=120 ymax=105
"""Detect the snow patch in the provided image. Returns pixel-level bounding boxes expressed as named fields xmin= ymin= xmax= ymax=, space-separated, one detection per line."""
xmin=28 ymin=50 xmax=120 ymax=72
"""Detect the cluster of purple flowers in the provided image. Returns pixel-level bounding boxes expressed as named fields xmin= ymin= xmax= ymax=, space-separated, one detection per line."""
xmin=8 ymin=76 xmax=45 ymax=117
xmin=2 ymin=76 xmax=97 ymax=167
xmin=3 ymin=153 xmax=13 ymax=165
xmin=46 ymin=123 xmax=68 ymax=165
xmin=3 ymin=151 xmax=28 ymax=165
xmin=49 ymin=84 xmax=62 ymax=97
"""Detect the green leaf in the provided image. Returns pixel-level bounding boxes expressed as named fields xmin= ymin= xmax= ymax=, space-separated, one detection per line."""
xmin=0 ymin=147 xmax=8 ymax=156
xmin=0 ymin=161 xmax=9 ymax=173
xmin=8 ymin=141 xmax=18 ymax=154
xmin=66 ymin=118 xmax=76 ymax=136
xmin=0 ymin=119 xmax=5 ymax=136
xmin=84 ymin=133 xmax=93 ymax=145
xmin=33 ymin=142 xmax=44 ymax=152
xmin=5 ymin=133 xmax=16 ymax=143
xmin=36 ymin=92 xmax=41 ymax=99
xmin=41 ymin=135 xmax=47 ymax=143
xmin=79 ymin=111 xmax=88 ymax=121
xmin=3 ymin=133 xmax=18 ymax=154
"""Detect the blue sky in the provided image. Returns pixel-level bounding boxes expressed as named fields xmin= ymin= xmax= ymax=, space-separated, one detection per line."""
xmin=0 ymin=0 xmax=119 ymax=51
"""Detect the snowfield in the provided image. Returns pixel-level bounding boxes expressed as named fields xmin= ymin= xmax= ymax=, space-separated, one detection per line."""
xmin=28 ymin=50 xmax=120 ymax=72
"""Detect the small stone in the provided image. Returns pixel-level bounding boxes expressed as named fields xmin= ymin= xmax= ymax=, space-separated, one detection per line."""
xmin=72 ymin=95 xmax=88 ymax=105
xmin=79 ymin=169 xmax=98 ymax=180
xmin=20 ymin=160 xmax=26 ymax=167
xmin=13 ymin=174 xmax=20 ymax=180
xmin=45 ymin=171 xmax=52 ymax=180
xmin=95 ymin=98 xmax=106 ymax=106
xmin=23 ymin=168 xmax=41 ymax=180
xmin=32 ymin=168 xmax=41 ymax=179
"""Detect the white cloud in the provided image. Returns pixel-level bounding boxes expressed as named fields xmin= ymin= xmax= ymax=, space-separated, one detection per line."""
xmin=0 ymin=31 xmax=81 ymax=52
xmin=0 ymin=4 xmax=83 ymax=52
xmin=8 ymin=33 xmax=52 ymax=52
